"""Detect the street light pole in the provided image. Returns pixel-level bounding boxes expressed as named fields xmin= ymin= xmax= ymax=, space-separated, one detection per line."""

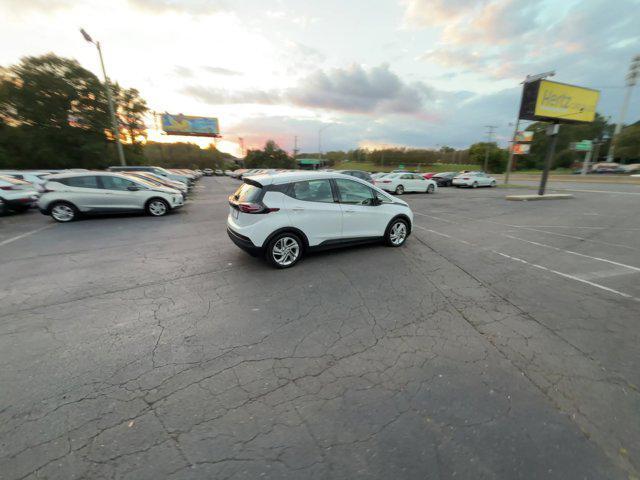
xmin=483 ymin=125 xmax=496 ymax=172
xmin=80 ymin=28 xmax=126 ymax=166
xmin=318 ymin=124 xmax=331 ymax=165
xmin=606 ymin=54 xmax=640 ymax=163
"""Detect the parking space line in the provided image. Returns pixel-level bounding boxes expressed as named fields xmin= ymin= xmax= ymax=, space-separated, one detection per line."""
xmin=555 ymin=188 xmax=640 ymax=196
xmin=502 ymin=234 xmax=640 ymax=272
xmin=0 ymin=224 xmax=53 ymax=247
xmin=414 ymin=225 xmax=640 ymax=302
xmin=492 ymin=251 xmax=640 ymax=302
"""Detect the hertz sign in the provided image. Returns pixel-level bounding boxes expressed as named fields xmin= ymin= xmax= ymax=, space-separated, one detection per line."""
xmin=519 ymin=79 xmax=600 ymax=123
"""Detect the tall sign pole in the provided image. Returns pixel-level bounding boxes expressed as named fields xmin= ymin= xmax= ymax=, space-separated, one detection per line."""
xmin=538 ymin=122 xmax=560 ymax=196
xmin=80 ymin=29 xmax=126 ymax=166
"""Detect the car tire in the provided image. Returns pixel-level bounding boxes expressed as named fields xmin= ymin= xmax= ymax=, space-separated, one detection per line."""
xmin=146 ymin=198 xmax=169 ymax=217
xmin=50 ymin=201 xmax=78 ymax=223
xmin=395 ymin=185 xmax=405 ymax=195
xmin=266 ymin=232 xmax=303 ymax=269
xmin=427 ymin=184 xmax=435 ymax=194
xmin=490 ymin=180 xmax=496 ymax=187
xmin=472 ymin=182 xmax=478 ymax=188
xmin=385 ymin=218 xmax=409 ymax=247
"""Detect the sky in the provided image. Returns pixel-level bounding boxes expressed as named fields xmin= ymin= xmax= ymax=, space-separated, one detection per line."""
xmin=1 ymin=0 xmax=639 ymax=156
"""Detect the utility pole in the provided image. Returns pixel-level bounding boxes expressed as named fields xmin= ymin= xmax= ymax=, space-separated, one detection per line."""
xmin=606 ymin=54 xmax=640 ymax=163
xmin=292 ymin=135 xmax=299 ymax=159
xmin=318 ymin=124 xmax=331 ymax=163
xmin=505 ymin=70 xmax=556 ymax=184
xmin=538 ymin=122 xmax=560 ymax=195
xmin=80 ymin=28 xmax=126 ymax=166
xmin=483 ymin=125 xmax=497 ymax=172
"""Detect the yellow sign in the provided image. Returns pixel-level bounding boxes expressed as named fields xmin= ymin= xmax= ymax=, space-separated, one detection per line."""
xmin=534 ymin=80 xmax=599 ymax=123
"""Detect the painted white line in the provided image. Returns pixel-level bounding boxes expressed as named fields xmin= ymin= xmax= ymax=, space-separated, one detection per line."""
xmin=502 ymin=234 xmax=640 ymax=272
xmin=0 ymin=224 xmax=53 ymax=247
xmin=413 ymin=212 xmax=455 ymax=223
xmin=415 ymin=225 xmax=639 ymax=302
xmin=492 ymin=251 xmax=640 ymax=302
xmin=556 ymin=188 xmax=640 ymax=196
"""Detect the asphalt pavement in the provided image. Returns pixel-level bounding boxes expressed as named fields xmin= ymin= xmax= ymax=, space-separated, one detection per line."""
xmin=1 ymin=177 xmax=638 ymax=479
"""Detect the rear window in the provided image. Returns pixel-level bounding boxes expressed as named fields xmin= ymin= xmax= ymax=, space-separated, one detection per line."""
xmin=59 ymin=176 xmax=99 ymax=188
xmin=232 ymin=182 xmax=263 ymax=203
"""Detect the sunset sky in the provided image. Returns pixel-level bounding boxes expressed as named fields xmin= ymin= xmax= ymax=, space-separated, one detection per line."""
xmin=2 ymin=0 xmax=639 ymax=156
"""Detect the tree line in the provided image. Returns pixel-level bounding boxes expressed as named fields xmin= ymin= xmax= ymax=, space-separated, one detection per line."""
xmin=0 ymin=53 xmax=234 ymax=170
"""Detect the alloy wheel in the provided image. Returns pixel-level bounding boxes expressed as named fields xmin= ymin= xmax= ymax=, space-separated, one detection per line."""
xmin=390 ymin=222 xmax=407 ymax=246
xmin=148 ymin=200 xmax=167 ymax=216
xmin=272 ymin=236 xmax=300 ymax=266
xmin=51 ymin=204 xmax=74 ymax=222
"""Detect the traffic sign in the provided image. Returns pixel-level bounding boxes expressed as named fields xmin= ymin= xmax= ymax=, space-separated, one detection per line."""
xmin=570 ymin=140 xmax=593 ymax=152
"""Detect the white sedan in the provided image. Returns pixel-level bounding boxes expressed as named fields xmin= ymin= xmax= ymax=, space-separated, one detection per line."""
xmin=452 ymin=172 xmax=497 ymax=188
xmin=373 ymin=173 xmax=437 ymax=195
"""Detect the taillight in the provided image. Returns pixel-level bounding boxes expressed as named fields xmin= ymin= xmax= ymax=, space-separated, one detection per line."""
xmin=0 ymin=185 xmax=17 ymax=190
xmin=238 ymin=202 xmax=264 ymax=213
xmin=382 ymin=180 xmax=391 ymax=183
xmin=461 ymin=177 xmax=469 ymax=180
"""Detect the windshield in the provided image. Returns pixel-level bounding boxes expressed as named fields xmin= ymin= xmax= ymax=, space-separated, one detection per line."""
xmin=232 ymin=182 xmax=262 ymax=202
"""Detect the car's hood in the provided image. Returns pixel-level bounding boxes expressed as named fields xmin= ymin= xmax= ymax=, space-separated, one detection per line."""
xmin=151 ymin=186 xmax=180 ymax=194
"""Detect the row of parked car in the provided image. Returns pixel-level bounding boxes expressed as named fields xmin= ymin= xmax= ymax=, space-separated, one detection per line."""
xmin=0 ymin=166 xmax=204 ymax=221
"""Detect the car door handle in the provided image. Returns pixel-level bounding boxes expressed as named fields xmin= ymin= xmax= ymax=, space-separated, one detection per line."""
xmin=292 ymin=207 xmax=305 ymax=211
xmin=344 ymin=209 xmax=356 ymax=213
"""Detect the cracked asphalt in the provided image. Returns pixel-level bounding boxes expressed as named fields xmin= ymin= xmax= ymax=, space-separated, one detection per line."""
xmin=1 ymin=176 xmax=638 ymax=479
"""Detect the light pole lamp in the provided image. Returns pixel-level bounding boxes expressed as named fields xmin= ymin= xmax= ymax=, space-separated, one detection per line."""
xmin=80 ymin=28 xmax=126 ymax=166
xmin=606 ymin=54 xmax=640 ymax=163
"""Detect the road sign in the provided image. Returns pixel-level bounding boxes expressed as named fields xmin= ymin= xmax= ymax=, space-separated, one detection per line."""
xmin=570 ymin=140 xmax=593 ymax=152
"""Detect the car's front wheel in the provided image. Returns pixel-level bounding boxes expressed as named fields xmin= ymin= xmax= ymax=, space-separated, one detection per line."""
xmin=427 ymin=184 xmax=435 ymax=194
xmin=266 ymin=232 xmax=302 ymax=268
xmin=395 ymin=185 xmax=405 ymax=195
xmin=490 ymin=180 xmax=496 ymax=187
xmin=50 ymin=201 xmax=77 ymax=222
xmin=385 ymin=218 xmax=409 ymax=247
xmin=146 ymin=198 xmax=169 ymax=217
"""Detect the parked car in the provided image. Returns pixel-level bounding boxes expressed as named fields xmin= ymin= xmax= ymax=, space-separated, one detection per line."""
xmin=431 ymin=172 xmax=458 ymax=187
xmin=333 ymin=169 xmax=373 ymax=184
xmin=123 ymin=171 xmax=189 ymax=197
xmin=122 ymin=172 xmax=188 ymax=199
xmin=0 ymin=175 xmax=39 ymax=215
xmin=452 ymin=171 xmax=497 ymax=188
xmin=38 ymin=172 xmax=184 ymax=222
xmin=108 ymin=166 xmax=193 ymax=187
xmin=227 ymin=171 xmax=414 ymax=268
xmin=214 ymin=169 xmax=224 ymax=176
xmin=421 ymin=172 xmax=435 ymax=179
xmin=370 ymin=172 xmax=389 ymax=180
xmin=203 ymin=168 xmax=214 ymax=176
xmin=0 ymin=170 xmax=53 ymax=192
xmin=373 ymin=172 xmax=436 ymax=195
xmin=224 ymin=169 xmax=234 ymax=176
xmin=230 ymin=169 xmax=247 ymax=179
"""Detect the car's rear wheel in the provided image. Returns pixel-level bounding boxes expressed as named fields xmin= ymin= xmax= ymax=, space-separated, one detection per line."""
xmin=472 ymin=182 xmax=478 ymax=188
xmin=146 ymin=198 xmax=169 ymax=217
xmin=395 ymin=185 xmax=405 ymax=195
xmin=50 ymin=202 xmax=77 ymax=222
xmin=427 ymin=184 xmax=435 ymax=194
xmin=266 ymin=232 xmax=302 ymax=268
xmin=385 ymin=218 xmax=408 ymax=247
xmin=490 ymin=180 xmax=496 ymax=187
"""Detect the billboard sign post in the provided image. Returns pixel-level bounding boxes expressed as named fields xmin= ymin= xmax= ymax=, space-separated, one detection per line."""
xmin=161 ymin=113 xmax=221 ymax=138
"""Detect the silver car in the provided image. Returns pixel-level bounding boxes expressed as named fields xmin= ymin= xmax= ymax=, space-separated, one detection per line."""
xmin=38 ymin=172 xmax=184 ymax=222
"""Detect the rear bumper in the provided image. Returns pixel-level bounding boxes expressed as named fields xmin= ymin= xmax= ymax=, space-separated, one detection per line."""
xmin=5 ymin=196 xmax=37 ymax=208
xmin=227 ymin=227 xmax=263 ymax=256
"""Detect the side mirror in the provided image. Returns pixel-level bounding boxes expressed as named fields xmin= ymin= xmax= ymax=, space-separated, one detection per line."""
xmin=369 ymin=197 xmax=382 ymax=206
xmin=127 ymin=185 xmax=140 ymax=191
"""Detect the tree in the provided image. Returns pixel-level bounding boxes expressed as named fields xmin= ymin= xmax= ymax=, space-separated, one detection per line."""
xmin=0 ymin=54 xmax=118 ymax=169
xmin=468 ymin=142 xmax=507 ymax=172
xmin=244 ymin=140 xmax=295 ymax=169
xmin=615 ymin=124 xmax=640 ymax=162
xmin=143 ymin=141 xmax=234 ymax=169
xmin=114 ymin=85 xmax=148 ymax=151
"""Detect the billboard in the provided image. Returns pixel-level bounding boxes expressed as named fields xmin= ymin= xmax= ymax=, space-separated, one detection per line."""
xmin=519 ymin=80 xmax=599 ymax=123
xmin=161 ymin=113 xmax=220 ymax=137
xmin=512 ymin=143 xmax=530 ymax=155
xmin=514 ymin=131 xmax=534 ymax=142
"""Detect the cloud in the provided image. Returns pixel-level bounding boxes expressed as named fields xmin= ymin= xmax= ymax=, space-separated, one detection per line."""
xmin=127 ymin=0 xmax=226 ymax=14
xmin=183 ymin=64 xmax=437 ymax=117
xmin=202 ymin=66 xmax=241 ymax=76
xmin=402 ymin=0 xmax=485 ymax=26
xmin=288 ymin=64 xmax=434 ymax=115
xmin=173 ymin=66 xmax=194 ymax=78
xmin=183 ymin=85 xmax=281 ymax=105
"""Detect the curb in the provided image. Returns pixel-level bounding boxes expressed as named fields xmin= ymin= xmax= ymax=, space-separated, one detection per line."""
xmin=505 ymin=194 xmax=574 ymax=201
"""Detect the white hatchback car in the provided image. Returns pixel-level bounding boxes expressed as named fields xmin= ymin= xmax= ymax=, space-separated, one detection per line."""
xmin=38 ymin=172 xmax=184 ymax=222
xmin=373 ymin=173 xmax=436 ymax=195
xmin=227 ymin=171 xmax=414 ymax=268
xmin=452 ymin=171 xmax=497 ymax=188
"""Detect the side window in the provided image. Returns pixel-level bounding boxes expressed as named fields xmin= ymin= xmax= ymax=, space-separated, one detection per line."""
xmin=100 ymin=176 xmax=137 ymax=191
xmin=290 ymin=179 xmax=334 ymax=203
xmin=412 ymin=174 xmax=424 ymax=180
xmin=374 ymin=190 xmax=393 ymax=204
xmin=335 ymin=178 xmax=374 ymax=205
xmin=400 ymin=174 xmax=412 ymax=179
xmin=63 ymin=176 xmax=100 ymax=189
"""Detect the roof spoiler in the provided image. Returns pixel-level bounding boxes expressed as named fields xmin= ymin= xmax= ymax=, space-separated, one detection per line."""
xmin=244 ymin=178 xmax=263 ymax=188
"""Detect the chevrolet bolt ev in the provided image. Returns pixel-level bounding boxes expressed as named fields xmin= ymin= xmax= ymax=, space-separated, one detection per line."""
xmin=227 ymin=171 xmax=414 ymax=268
